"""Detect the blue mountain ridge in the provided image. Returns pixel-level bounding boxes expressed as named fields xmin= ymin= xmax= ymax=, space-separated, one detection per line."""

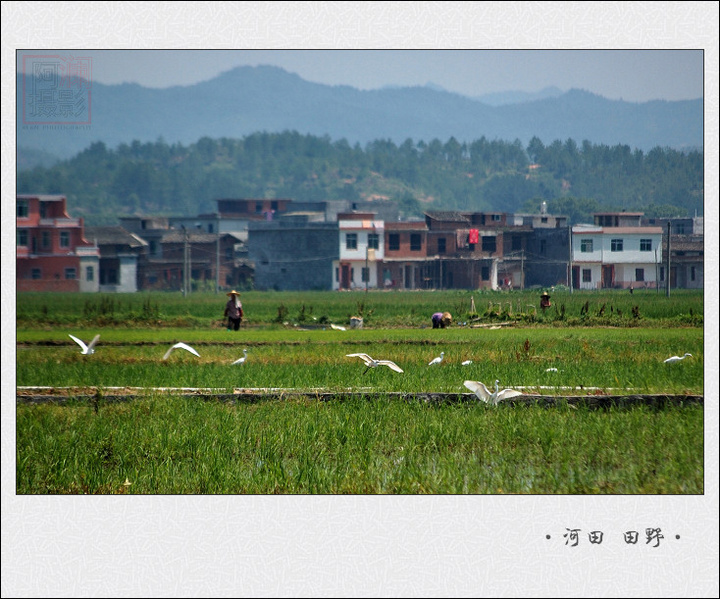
xmin=17 ymin=64 xmax=702 ymax=166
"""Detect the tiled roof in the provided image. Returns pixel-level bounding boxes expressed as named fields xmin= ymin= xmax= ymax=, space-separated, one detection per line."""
xmin=424 ymin=211 xmax=470 ymax=223
xmin=85 ymin=226 xmax=148 ymax=247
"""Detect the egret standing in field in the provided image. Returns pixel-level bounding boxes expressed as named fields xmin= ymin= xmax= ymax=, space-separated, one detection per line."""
xmin=163 ymin=342 xmax=200 ymax=360
xmin=664 ymin=353 xmax=692 ymax=364
xmin=232 ymin=349 xmax=249 ymax=365
xmin=68 ymin=334 xmax=100 ymax=355
xmin=464 ymin=379 xmax=523 ymax=405
xmin=461 ymin=360 xmax=473 ymax=366
xmin=428 ymin=352 xmax=445 ymax=366
xmin=346 ymin=353 xmax=404 ymax=374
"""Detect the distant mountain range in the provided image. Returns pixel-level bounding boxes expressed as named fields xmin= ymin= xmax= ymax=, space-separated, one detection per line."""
xmin=17 ymin=65 xmax=702 ymax=167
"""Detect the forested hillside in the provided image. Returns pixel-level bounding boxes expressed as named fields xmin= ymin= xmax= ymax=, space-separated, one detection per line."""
xmin=17 ymin=132 xmax=703 ymax=226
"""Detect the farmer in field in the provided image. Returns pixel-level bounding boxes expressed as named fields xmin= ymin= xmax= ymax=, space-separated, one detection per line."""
xmin=540 ymin=291 xmax=552 ymax=312
xmin=431 ymin=311 xmax=452 ymax=328
xmin=224 ymin=290 xmax=244 ymax=331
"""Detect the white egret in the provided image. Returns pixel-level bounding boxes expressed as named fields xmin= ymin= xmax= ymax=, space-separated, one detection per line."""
xmin=464 ymin=379 xmax=523 ymax=405
xmin=346 ymin=353 xmax=403 ymax=374
xmin=330 ymin=324 xmax=346 ymax=331
xmin=232 ymin=349 xmax=249 ymax=365
xmin=428 ymin=352 xmax=445 ymax=366
xmin=545 ymin=367 xmax=559 ymax=372
xmin=664 ymin=353 xmax=692 ymax=364
xmin=163 ymin=342 xmax=200 ymax=360
xmin=461 ymin=360 xmax=473 ymax=366
xmin=68 ymin=334 xmax=100 ymax=355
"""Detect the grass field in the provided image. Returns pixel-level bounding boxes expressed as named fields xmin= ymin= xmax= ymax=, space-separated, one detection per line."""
xmin=15 ymin=289 xmax=705 ymax=494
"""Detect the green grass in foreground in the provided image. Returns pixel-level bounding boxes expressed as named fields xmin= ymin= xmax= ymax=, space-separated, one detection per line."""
xmin=16 ymin=396 xmax=703 ymax=494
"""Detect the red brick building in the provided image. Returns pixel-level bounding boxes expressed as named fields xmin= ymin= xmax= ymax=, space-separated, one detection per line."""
xmin=16 ymin=194 xmax=100 ymax=292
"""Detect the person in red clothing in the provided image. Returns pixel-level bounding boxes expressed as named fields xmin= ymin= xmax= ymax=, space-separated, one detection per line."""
xmin=224 ymin=290 xmax=244 ymax=331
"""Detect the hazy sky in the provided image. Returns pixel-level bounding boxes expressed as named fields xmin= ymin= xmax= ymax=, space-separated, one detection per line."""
xmin=16 ymin=49 xmax=704 ymax=103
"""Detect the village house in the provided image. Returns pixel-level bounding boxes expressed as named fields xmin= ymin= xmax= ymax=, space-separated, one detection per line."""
xmin=381 ymin=220 xmax=429 ymax=289
xmin=248 ymin=215 xmax=339 ymax=291
xmin=571 ymin=212 xmax=663 ymax=290
xmin=333 ymin=212 xmax=384 ymax=291
xmin=84 ymin=226 xmax=148 ymax=293
xmin=16 ymin=194 xmax=100 ymax=292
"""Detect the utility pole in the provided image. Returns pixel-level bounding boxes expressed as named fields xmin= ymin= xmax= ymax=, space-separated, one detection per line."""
xmin=215 ymin=212 xmax=220 ymax=294
xmin=182 ymin=225 xmax=189 ymax=296
xmin=666 ymin=221 xmax=671 ymax=297
xmin=568 ymin=225 xmax=573 ymax=294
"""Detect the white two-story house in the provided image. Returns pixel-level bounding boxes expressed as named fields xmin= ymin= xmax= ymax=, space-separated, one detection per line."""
xmin=333 ymin=212 xmax=385 ymax=290
xmin=572 ymin=219 xmax=664 ymax=290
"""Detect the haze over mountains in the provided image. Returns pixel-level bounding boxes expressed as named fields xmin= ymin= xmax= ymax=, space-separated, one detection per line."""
xmin=17 ymin=65 xmax=702 ymax=167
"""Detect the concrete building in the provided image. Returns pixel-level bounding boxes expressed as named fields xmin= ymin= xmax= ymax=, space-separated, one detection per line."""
xmin=16 ymin=194 xmax=99 ymax=292
xmin=84 ymin=226 xmax=148 ymax=293
xmin=572 ymin=216 xmax=663 ymax=290
xmin=249 ymin=215 xmax=339 ymax=291
xmin=333 ymin=212 xmax=384 ymax=290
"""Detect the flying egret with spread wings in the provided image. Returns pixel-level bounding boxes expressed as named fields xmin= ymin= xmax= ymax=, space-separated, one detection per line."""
xmin=664 ymin=353 xmax=692 ymax=364
xmin=464 ymin=379 xmax=523 ymax=405
xmin=428 ymin=352 xmax=445 ymax=366
xmin=346 ymin=353 xmax=404 ymax=374
xmin=232 ymin=349 xmax=249 ymax=365
xmin=163 ymin=342 xmax=200 ymax=360
xmin=68 ymin=334 xmax=100 ymax=355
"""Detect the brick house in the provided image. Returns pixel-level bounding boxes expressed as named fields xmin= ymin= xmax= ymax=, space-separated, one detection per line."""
xmin=16 ymin=194 xmax=99 ymax=292
xmin=137 ymin=229 xmax=248 ymax=292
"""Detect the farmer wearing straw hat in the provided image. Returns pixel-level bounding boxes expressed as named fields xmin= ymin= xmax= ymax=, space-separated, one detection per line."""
xmin=224 ymin=290 xmax=244 ymax=331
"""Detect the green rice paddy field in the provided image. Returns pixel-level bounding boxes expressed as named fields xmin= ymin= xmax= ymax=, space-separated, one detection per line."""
xmin=15 ymin=289 xmax=705 ymax=494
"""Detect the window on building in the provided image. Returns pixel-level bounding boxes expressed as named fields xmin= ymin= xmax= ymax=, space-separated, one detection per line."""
xmin=540 ymin=217 xmax=548 ymax=224
xmin=635 ymin=268 xmax=645 ymax=282
xmin=64 ymin=267 xmax=77 ymax=280
xmin=388 ymin=233 xmax=400 ymax=251
xmin=361 ymin=267 xmax=370 ymax=282
xmin=346 ymin=233 xmax=358 ymax=250
xmin=581 ymin=239 xmax=593 ymax=253
xmin=481 ymin=266 xmax=490 ymax=281
xmin=17 ymin=199 xmax=29 ymax=218
xmin=60 ymin=231 xmax=70 ymax=248
xmin=491 ymin=214 xmax=501 ymax=221
xmin=41 ymin=231 xmax=50 ymax=248
xmin=690 ymin=266 xmax=696 ymax=281
xmin=31 ymin=268 xmax=41 ymax=280
xmin=86 ymin=266 xmax=94 ymax=281
xmin=511 ymin=236 xmax=522 ymax=251
xmin=582 ymin=269 xmax=592 ymax=282
xmin=611 ymin=239 xmax=623 ymax=252
xmin=482 ymin=236 xmax=496 ymax=253
xmin=368 ymin=233 xmax=379 ymax=250
xmin=255 ymin=203 xmax=263 ymax=214
xmin=640 ymin=239 xmax=652 ymax=252
xmin=438 ymin=237 xmax=446 ymax=254
xmin=17 ymin=229 xmax=28 ymax=247
xmin=410 ymin=233 xmax=422 ymax=251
